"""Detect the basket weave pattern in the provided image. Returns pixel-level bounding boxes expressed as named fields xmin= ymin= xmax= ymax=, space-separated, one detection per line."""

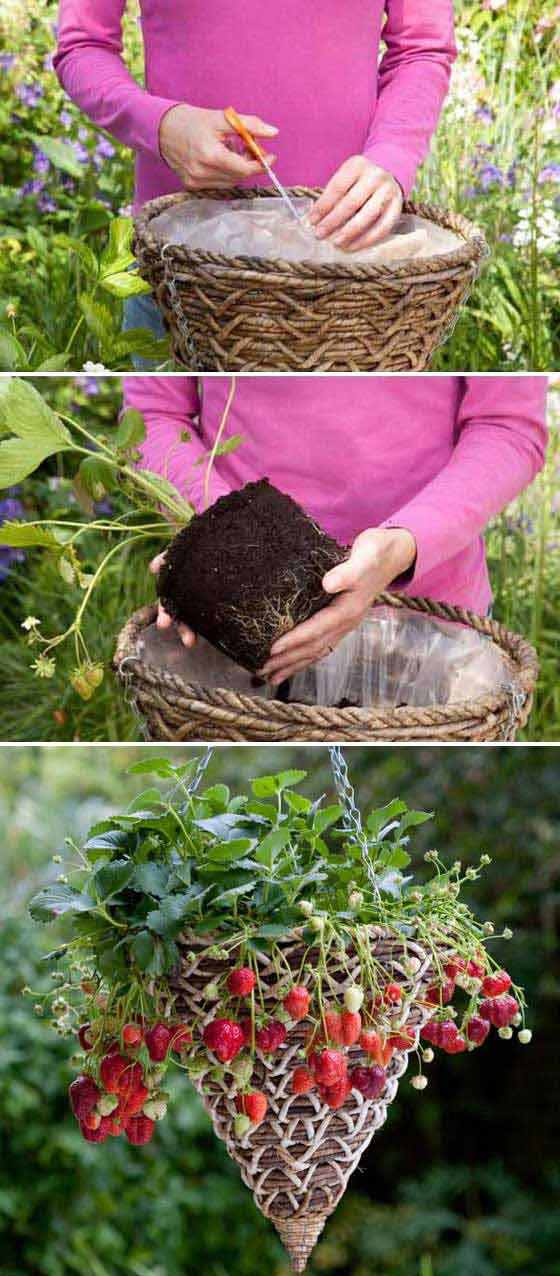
xmin=114 ymin=594 xmax=537 ymax=743
xmin=133 ymin=188 xmax=488 ymax=372
xmin=170 ymin=929 xmax=447 ymax=1272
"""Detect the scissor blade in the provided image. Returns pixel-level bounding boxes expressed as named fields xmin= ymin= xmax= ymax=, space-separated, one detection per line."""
xmin=260 ymin=158 xmax=307 ymax=226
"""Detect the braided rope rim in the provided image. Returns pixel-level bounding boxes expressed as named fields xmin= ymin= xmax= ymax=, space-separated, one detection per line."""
xmin=169 ymin=927 xmax=452 ymax=1271
xmin=134 ymin=187 xmax=489 ymax=282
xmin=114 ymin=595 xmax=538 ymax=742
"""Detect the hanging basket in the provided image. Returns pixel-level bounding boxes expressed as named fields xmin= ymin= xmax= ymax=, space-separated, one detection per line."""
xmin=169 ymin=927 xmax=450 ymax=1272
xmin=114 ymin=595 xmax=538 ymax=743
xmin=133 ymin=188 xmax=488 ymax=372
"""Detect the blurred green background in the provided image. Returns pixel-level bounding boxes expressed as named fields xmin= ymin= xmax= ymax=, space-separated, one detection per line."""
xmin=1 ymin=743 xmax=559 ymax=1276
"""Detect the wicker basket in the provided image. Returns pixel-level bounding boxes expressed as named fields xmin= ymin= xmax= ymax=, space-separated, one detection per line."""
xmin=114 ymin=594 xmax=538 ymax=743
xmin=169 ymin=927 xmax=450 ymax=1272
xmin=133 ymin=188 xmax=489 ymax=372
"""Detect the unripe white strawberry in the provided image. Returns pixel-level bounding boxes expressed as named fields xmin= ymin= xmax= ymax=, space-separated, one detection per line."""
xmin=143 ymin=1099 xmax=168 ymax=1121
xmin=204 ymin=981 xmax=220 ymax=1000
xmin=97 ymin=1094 xmax=119 ymax=1116
xmin=309 ymin=916 xmax=324 ymax=933
xmin=518 ymin=1028 xmax=532 ymax=1044
xmin=422 ymin=1048 xmax=434 ymax=1064
xmin=348 ymin=891 xmax=363 ymax=910
xmin=411 ymin=1075 xmax=428 ymax=1090
xmin=344 ymin=985 xmax=364 ymax=1014
xmin=512 ymin=1013 xmax=522 ymax=1027
xmin=234 ymin=1114 xmax=252 ymax=1138
xmin=498 ymin=1026 xmax=513 ymax=1039
xmin=406 ymin=957 xmax=421 ymax=975
xmin=299 ymin=900 xmax=314 ymax=916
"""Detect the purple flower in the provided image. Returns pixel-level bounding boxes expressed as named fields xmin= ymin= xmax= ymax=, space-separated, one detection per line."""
xmin=20 ymin=178 xmax=45 ymax=197
xmin=82 ymin=377 xmax=101 ymax=397
xmin=95 ymin=137 xmax=116 ymax=159
xmin=38 ymin=193 xmax=57 ymax=214
xmin=0 ymin=53 xmax=16 ymax=71
xmin=33 ymin=148 xmax=50 ymax=176
xmin=60 ymin=108 xmax=73 ymax=127
xmin=43 ymin=52 xmax=54 ymax=72
xmin=72 ymin=140 xmax=90 ymax=165
xmin=538 ymin=164 xmax=560 ymax=184
xmin=78 ymin=126 xmax=89 ymax=142
xmin=15 ymin=82 xmax=44 ymax=109
xmin=475 ymin=106 xmax=494 ymax=124
xmin=0 ymin=493 xmax=25 ymax=582
xmin=479 ymin=163 xmax=505 ymax=191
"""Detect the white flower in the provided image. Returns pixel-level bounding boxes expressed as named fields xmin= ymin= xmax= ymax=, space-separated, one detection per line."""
xmin=21 ymin=616 xmax=40 ymax=631
xmin=82 ymin=361 xmax=107 ymax=373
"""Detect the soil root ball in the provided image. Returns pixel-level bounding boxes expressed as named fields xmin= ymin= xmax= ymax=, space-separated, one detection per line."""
xmin=157 ymin=479 xmax=347 ymax=671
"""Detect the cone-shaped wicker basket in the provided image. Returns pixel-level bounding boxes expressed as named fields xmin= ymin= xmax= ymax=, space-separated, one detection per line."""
xmin=114 ymin=594 xmax=538 ymax=743
xmin=133 ymin=188 xmax=489 ymax=372
xmin=170 ymin=928 xmax=450 ymax=1272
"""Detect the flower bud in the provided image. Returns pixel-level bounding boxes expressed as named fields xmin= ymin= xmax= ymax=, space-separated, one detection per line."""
xmin=348 ymin=890 xmax=363 ymax=910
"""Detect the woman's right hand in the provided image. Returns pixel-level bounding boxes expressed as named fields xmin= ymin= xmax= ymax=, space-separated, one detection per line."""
xmin=159 ymin=105 xmax=278 ymax=189
xmin=150 ymin=554 xmax=197 ymax=648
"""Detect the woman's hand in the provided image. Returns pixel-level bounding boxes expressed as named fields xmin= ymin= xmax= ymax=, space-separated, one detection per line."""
xmin=150 ymin=554 xmax=196 ymax=648
xmin=309 ymin=157 xmax=403 ymax=252
xmin=159 ymin=105 xmax=278 ymax=190
xmin=258 ymin=527 xmax=416 ymax=687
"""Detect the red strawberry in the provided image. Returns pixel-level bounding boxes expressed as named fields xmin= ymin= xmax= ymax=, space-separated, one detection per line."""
xmin=466 ymin=1015 xmax=490 ymax=1046
xmin=122 ymin=1023 xmax=143 ymax=1048
xmin=351 ymin=1065 xmax=386 ymax=1100
xmin=292 ymin=1067 xmax=316 ymax=1095
xmin=341 ymin=1011 xmax=362 ymax=1046
xmin=311 ymin=1049 xmax=347 ymax=1087
xmin=324 ymin=1011 xmax=344 ymax=1044
xmin=170 ymin=1023 xmax=193 ymax=1053
xmin=421 ymin=1021 xmax=442 ymax=1046
xmin=384 ymin=983 xmax=402 ymax=1004
xmin=481 ymin=970 xmax=512 ymax=998
xmin=78 ymin=1022 xmax=95 ymax=1052
xmin=239 ymin=1018 xmax=253 ymax=1046
xmin=125 ymin=1115 xmax=156 ymax=1146
xmin=319 ymin=1075 xmax=352 ymax=1110
xmin=118 ymin=1084 xmax=150 ymax=1119
xmin=426 ymin=978 xmax=455 ymax=1006
xmin=69 ymin=1074 xmax=101 ymax=1120
xmin=145 ymin=1022 xmax=173 ymax=1062
xmin=100 ymin=1052 xmax=129 ymax=1094
xmin=467 ymin=959 xmax=486 ymax=980
xmin=445 ymin=1035 xmax=468 ymax=1055
xmin=227 ymin=967 xmax=257 ymax=997
xmin=445 ymin=957 xmax=467 ymax=979
xmin=255 ymin=1021 xmax=287 ymax=1054
xmin=80 ymin=1116 xmax=111 ymax=1143
xmin=388 ymin=1030 xmax=416 ymax=1051
xmin=283 ymin=985 xmax=311 ymax=1021
xmin=203 ymin=1018 xmax=245 ymax=1063
xmin=479 ymin=993 xmax=519 ymax=1028
xmin=438 ymin=1021 xmax=459 ymax=1052
xmin=359 ymin=1028 xmax=383 ymax=1059
xmin=108 ymin=1118 xmax=126 ymax=1137
xmin=118 ymin=1062 xmax=144 ymax=1095
xmin=236 ymin=1091 xmax=268 ymax=1124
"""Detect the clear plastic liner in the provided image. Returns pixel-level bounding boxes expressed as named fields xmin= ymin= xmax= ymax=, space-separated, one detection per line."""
xmin=287 ymin=608 xmax=515 ymax=709
xmin=137 ymin=623 xmax=270 ymax=698
xmin=150 ymin=198 xmax=463 ymax=266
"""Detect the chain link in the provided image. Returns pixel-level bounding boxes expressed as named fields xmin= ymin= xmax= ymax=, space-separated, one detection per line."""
xmin=328 ymin=746 xmax=377 ymax=889
xmin=187 ymin=745 xmax=215 ymax=794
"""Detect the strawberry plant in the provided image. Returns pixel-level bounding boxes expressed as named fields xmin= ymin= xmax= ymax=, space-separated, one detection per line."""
xmin=28 ymin=753 xmax=530 ymax=1178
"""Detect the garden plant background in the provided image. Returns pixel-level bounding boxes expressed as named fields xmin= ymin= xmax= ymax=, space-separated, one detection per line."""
xmin=0 ymin=375 xmax=558 ymax=743
xmin=0 ymin=0 xmax=558 ymax=372
xmin=1 ymin=743 xmax=559 ymax=1276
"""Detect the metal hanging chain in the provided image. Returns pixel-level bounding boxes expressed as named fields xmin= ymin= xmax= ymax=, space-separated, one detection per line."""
xmin=187 ymin=745 xmax=215 ymax=794
xmin=328 ymin=745 xmax=378 ymax=890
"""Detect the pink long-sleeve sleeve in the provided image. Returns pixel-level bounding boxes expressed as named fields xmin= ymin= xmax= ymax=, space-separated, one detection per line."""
xmin=382 ymin=377 xmax=548 ymax=584
xmin=123 ymin=377 xmax=231 ymax=511
xmin=54 ymin=0 xmax=180 ymax=158
xmin=364 ymin=1 xmax=456 ymax=196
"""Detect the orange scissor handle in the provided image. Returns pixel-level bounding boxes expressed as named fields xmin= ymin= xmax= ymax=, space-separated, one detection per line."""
xmin=224 ymin=106 xmax=266 ymax=166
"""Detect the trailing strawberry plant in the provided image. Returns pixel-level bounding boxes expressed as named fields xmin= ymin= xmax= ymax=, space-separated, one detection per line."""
xmin=28 ymin=756 xmax=531 ymax=1149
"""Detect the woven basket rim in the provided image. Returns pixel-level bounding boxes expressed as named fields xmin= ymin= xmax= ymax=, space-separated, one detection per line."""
xmin=114 ymin=593 xmax=538 ymax=730
xmin=134 ymin=188 xmax=489 ymax=282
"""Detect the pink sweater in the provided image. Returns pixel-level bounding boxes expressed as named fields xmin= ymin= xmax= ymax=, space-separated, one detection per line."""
xmin=123 ymin=376 xmax=548 ymax=615
xmin=54 ymin=1 xmax=456 ymax=209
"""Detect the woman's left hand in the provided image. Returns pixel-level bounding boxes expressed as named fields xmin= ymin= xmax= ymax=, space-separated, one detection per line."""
xmin=258 ymin=527 xmax=416 ymax=687
xmin=308 ymin=157 xmax=403 ymax=252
